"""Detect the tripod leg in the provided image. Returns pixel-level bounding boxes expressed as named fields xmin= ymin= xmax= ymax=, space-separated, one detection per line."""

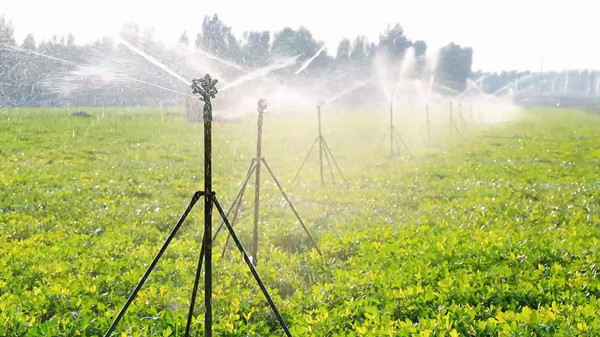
xmin=213 ymin=196 xmax=293 ymax=337
xmin=321 ymin=139 xmax=336 ymax=184
xmin=184 ymin=235 xmax=206 ymax=337
xmin=456 ymin=120 xmax=462 ymax=135
xmin=292 ymin=137 xmax=319 ymax=182
xmin=221 ymin=184 xmax=247 ymax=258
xmin=453 ymin=121 xmax=461 ymax=135
xmin=212 ymin=160 xmax=257 ymax=242
xmin=261 ymin=159 xmax=323 ymax=257
xmin=318 ymin=135 xmax=324 ymax=185
xmin=321 ymin=138 xmax=348 ymax=184
xmin=376 ymin=131 xmax=387 ymax=147
xmin=104 ymin=191 xmax=203 ymax=337
xmin=393 ymin=127 xmax=413 ymax=158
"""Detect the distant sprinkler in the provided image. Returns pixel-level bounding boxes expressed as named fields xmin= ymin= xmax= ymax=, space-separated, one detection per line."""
xmin=377 ymin=99 xmax=412 ymax=158
xmin=214 ymin=98 xmax=322 ymax=266
xmin=295 ymin=45 xmax=327 ymax=75
xmin=293 ymin=101 xmax=347 ymax=184
xmin=257 ymin=97 xmax=268 ymax=112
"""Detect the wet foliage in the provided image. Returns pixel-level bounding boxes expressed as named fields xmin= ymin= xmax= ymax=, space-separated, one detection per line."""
xmin=0 ymin=107 xmax=599 ymax=336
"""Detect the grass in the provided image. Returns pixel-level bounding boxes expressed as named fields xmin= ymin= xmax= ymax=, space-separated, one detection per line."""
xmin=0 ymin=105 xmax=599 ymax=336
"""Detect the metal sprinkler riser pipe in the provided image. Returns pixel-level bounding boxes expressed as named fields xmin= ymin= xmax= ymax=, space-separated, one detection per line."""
xmin=257 ymin=98 xmax=268 ymax=114
xmin=191 ymin=73 xmax=218 ymax=337
xmin=252 ymin=98 xmax=267 ymax=265
xmin=191 ymin=74 xmax=219 ymax=122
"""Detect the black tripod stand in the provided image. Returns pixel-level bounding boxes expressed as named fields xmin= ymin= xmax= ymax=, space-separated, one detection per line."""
xmin=293 ymin=103 xmax=346 ymax=184
xmin=103 ymin=75 xmax=293 ymax=337
xmin=214 ymin=98 xmax=322 ymax=266
xmin=379 ymin=101 xmax=412 ymax=157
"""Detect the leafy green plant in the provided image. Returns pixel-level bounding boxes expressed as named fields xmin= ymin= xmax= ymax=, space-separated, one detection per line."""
xmin=1 ymin=106 xmax=599 ymax=336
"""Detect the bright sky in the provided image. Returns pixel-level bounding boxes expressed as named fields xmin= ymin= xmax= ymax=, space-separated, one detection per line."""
xmin=3 ymin=0 xmax=599 ymax=72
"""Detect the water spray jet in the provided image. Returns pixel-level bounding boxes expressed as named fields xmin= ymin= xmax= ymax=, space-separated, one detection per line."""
xmin=117 ymin=36 xmax=190 ymax=86
xmin=0 ymin=43 xmax=77 ymax=65
xmin=2 ymin=43 xmax=196 ymax=100
xmin=220 ymin=56 xmax=299 ymax=91
xmin=295 ymin=45 xmax=327 ymax=75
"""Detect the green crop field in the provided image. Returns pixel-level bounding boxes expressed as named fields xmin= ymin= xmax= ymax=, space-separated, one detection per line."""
xmin=1 ymin=107 xmax=599 ymax=336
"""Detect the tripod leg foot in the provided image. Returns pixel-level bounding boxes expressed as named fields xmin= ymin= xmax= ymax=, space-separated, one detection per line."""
xmin=104 ymin=191 xmax=203 ymax=337
xmin=184 ymin=236 xmax=206 ymax=337
xmin=213 ymin=196 xmax=293 ymax=337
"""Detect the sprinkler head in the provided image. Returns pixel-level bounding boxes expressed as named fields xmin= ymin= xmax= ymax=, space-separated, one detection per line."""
xmin=191 ymin=74 xmax=218 ymax=101
xmin=257 ymin=98 xmax=268 ymax=113
xmin=191 ymin=74 xmax=219 ymax=122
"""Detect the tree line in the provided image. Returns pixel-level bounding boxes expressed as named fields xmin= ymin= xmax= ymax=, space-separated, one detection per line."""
xmin=1 ymin=14 xmax=478 ymax=107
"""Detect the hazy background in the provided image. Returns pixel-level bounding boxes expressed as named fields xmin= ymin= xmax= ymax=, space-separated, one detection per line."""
xmin=3 ymin=0 xmax=599 ymax=71
xmin=1 ymin=1 xmax=599 ymax=110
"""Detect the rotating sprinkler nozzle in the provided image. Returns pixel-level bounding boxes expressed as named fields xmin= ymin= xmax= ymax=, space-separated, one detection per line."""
xmin=257 ymin=98 xmax=268 ymax=113
xmin=191 ymin=74 xmax=219 ymax=121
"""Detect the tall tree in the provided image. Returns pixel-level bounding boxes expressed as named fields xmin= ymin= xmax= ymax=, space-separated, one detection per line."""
xmin=67 ymin=33 xmax=75 ymax=47
xmin=271 ymin=26 xmax=319 ymax=61
xmin=378 ymin=24 xmax=412 ymax=59
xmin=241 ymin=31 xmax=270 ymax=67
xmin=17 ymin=33 xmax=41 ymax=106
xmin=179 ymin=31 xmax=189 ymax=46
xmin=195 ymin=14 xmax=240 ymax=60
xmin=413 ymin=40 xmax=427 ymax=78
xmin=336 ymin=38 xmax=351 ymax=61
xmin=435 ymin=42 xmax=473 ymax=92
xmin=0 ymin=16 xmax=17 ymax=106
xmin=0 ymin=16 xmax=15 ymax=45
xmin=22 ymin=34 xmax=36 ymax=50
xmin=350 ymin=36 xmax=368 ymax=62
